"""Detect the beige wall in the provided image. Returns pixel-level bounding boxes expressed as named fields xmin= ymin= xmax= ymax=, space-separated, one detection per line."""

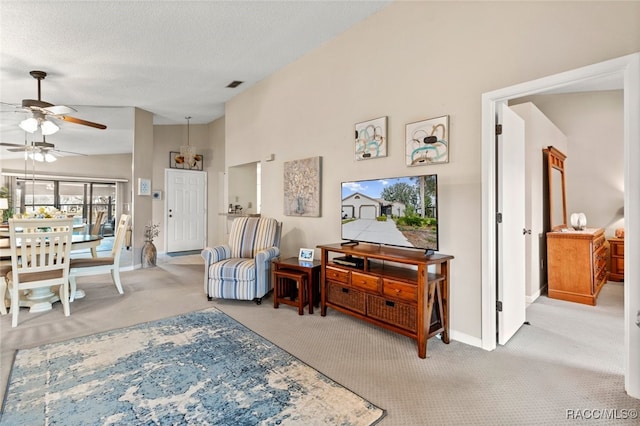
xmin=519 ymin=91 xmax=624 ymax=238
xmin=151 ymin=116 xmax=226 ymax=251
xmin=132 ymin=108 xmax=154 ymax=268
xmin=511 ymin=91 xmax=624 ymax=301
xmin=223 ymin=2 xmax=639 ymax=345
xmin=510 ymin=102 xmax=567 ymax=301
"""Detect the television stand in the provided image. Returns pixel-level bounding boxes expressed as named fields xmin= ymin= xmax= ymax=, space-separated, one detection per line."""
xmin=318 ymin=243 xmax=454 ymax=358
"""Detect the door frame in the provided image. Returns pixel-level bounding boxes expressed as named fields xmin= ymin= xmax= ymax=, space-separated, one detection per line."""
xmin=481 ymin=53 xmax=640 ymax=398
xmin=164 ymin=168 xmax=208 ymax=253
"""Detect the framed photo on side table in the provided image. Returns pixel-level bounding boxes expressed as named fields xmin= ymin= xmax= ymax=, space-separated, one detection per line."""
xmin=298 ymin=248 xmax=314 ymax=261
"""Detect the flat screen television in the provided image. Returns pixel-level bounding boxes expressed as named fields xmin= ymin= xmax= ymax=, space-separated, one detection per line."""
xmin=341 ymin=174 xmax=438 ymax=254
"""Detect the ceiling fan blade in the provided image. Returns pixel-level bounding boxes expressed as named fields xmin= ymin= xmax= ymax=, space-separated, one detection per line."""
xmin=43 ymin=105 xmax=77 ymax=115
xmin=58 ymin=115 xmax=107 ymax=130
xmin=53 ymin=149 xmax=87 ymax=157
xmin=7 ymin=147 xmax=29 ymax=152
xmin=0 ymin=142 xmax=27 ymax=148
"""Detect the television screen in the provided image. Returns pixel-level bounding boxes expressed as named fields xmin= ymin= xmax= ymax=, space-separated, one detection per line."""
xmin=341 ymin=174 xmax=438 ymax=253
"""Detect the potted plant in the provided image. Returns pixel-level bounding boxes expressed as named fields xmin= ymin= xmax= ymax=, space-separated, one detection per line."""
xmin=142 ymin=222 xmax=159 ymax=267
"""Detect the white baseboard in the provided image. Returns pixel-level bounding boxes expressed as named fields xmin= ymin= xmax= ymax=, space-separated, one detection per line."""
xmin=449 ymin=330 xmax=483 ymax=349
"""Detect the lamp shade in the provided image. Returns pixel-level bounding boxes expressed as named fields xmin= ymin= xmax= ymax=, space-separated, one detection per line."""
xmin=40 ymin=120 xmax=60 ymax=135
xmin=19 ymin=117 xmax=39 ymax=133
xmin=0 ymin=198 xmax=8 ymax=210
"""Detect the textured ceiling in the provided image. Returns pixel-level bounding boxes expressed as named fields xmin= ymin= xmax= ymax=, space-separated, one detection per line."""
xmin=0 ymin=0 xmax=391 ymax=159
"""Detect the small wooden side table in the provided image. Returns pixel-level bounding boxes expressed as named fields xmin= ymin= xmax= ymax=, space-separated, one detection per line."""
xmin=273 ymin=257 xmax=321 ymax=314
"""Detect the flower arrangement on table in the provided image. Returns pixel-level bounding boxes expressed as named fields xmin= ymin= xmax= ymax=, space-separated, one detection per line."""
xmin=22 ymin=207 xmax=66 ymax=219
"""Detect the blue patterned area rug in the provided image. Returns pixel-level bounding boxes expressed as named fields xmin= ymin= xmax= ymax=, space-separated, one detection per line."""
xmin=1 ymin=308 xmax=385 ymax=425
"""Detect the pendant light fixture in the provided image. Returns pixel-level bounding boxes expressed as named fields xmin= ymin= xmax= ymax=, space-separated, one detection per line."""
xmin=179 ymin=116 xmax=196 ymax=168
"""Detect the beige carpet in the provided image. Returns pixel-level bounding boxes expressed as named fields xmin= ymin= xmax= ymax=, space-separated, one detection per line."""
xmin=1 ymin=254 xmax=637 ymax=425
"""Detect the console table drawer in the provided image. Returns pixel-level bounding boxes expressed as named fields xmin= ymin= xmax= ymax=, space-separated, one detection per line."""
xmin=327 ymin=282 xmax=365 ymax=314
xmin=326 ymin=266 xmax=349 ymax=284
xmin=351 ymin=271 xmax=379 ymax=292
xmin=367 ymin=295 xmax=417 ymax=332
xmin=383 ymin=278 xmax=417 ymax=302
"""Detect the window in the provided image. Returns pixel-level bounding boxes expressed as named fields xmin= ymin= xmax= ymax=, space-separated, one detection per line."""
xmin=15 ymin=178 xmax=117 ymax=231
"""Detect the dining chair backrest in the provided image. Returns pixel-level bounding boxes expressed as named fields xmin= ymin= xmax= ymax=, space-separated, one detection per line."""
xmin=91 ymin=211 xmax=105 ymax=236
xmin=9 ymin=218 xmax=75 ymax=279
xmin=8 ymin=218 xmax=75 ymax=327
xmin=111 ymin=214 xmax=131 ymax=261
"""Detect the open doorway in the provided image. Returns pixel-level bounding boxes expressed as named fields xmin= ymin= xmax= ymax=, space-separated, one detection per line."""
xmin=481 ymin=53 xmax=640 ymax=398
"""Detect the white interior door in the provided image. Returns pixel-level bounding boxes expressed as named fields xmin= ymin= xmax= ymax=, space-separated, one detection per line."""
xmin=497 ymin=103 xmax=527 ymax=345
xmin=165 ymin=169 xmax=207 ymax=253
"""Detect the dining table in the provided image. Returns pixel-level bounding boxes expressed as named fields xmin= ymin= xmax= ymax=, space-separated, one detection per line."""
xmin=0 ymin=232 xmax=103 ymax=313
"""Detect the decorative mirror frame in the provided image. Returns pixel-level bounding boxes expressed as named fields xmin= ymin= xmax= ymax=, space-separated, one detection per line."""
xmin=544 ymin=146 xmax=567 ymax=230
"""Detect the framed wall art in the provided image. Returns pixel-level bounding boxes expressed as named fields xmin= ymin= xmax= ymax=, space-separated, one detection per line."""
xmin=355 ymin=116 xmax=387 ymax=160
xmin=138 ymin=178 xmax=151 ymax=196
xmin=284 ymin=156 xmax=322 ymax=217
xmin=170 ymin=151 xmax=204 ymax=171
xmin=405 ymin=115 xmax=449 ymax=166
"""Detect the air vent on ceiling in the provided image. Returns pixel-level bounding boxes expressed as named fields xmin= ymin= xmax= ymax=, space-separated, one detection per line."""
xmin=226 ymin=80 xmax=244 ymax=88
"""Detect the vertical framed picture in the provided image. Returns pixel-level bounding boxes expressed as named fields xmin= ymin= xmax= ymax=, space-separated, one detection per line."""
xmin=284 ymin=156 xmax=322 ymax=217
xmin=405 ymin=115 xmax=449 ymax=166
xmin=138 ymin=178 xmax=151 ymax=196
xmin=355 ymin=116 xmax=387 ymax=160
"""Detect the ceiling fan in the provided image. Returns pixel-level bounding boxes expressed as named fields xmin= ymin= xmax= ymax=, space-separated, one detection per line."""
xmin=2 ymin=70 xmax=107 ymax=134
xmin=0 ymin=137 xmax=87 ymax=162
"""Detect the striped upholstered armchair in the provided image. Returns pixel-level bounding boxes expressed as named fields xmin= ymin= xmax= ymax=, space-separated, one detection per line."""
xmin=201 ymin=217 xmax=282 ymax=304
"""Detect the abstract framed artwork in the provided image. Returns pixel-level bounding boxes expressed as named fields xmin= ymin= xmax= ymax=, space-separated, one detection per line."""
xmin=405 ymin=115 xmax=450 ymax=166
xmin=355 ymin=116 xmax=387 ymax=160
xmin=284 ymin=156 xmax=322 ymax=217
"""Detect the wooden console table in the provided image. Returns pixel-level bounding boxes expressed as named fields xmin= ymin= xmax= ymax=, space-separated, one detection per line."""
xmin=317 ymin=243 xmax=453 ymax=358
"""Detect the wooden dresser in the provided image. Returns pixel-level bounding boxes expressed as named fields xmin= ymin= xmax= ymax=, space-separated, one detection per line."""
xmin=608 ymin=237 xmax=624 ymax=282
xmin=547 ymin=228 xmax=607 ymax=306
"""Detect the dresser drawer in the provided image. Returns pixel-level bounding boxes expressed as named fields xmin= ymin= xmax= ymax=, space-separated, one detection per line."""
xmin=611 ymin=242 xmax=624 ymax=257
xmin=351 ymin=271 xmax=379 ymax=292
xmin=613 ymin=258 xmax=624 ymax=271
xmin=594 ymin=246 xmax=607 ymax=268
xmin=325 ymin=266 xmax=349 ymax=284
xmin=383 ymin=278 xmax=418 ymax=302
xmin=367 ymin=294 xmax=417 ymax=332
xmin=327 ymin=282 xmax=365 ymax=314
xmin=593 ymin=234 xmax=605 ymax=252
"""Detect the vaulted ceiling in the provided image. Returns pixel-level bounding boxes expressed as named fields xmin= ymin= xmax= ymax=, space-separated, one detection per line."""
xmin=0 ymin=1 xmax=391 ymax=159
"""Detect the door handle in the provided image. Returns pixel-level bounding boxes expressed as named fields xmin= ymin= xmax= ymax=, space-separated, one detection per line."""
xmin=522 ymin=228 xmax=531 ymax=235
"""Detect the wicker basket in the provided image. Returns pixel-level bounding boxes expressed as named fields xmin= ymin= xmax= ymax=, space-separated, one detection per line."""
xmin=367 ymin=294 xmax=416 ymax=332
xmin=327 ymin=282 xmax=366 ymax=314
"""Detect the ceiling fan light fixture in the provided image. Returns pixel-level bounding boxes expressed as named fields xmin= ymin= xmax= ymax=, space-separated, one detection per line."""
xmin=19 ymin=117 xmax=39 ymax=133
xmin=29 ymin=151 xmax=44 ymax=162
xmin=41 ymin=119 xmax=59 ymax=136
xmin=44 ymin=152 xmax=57 ymax=162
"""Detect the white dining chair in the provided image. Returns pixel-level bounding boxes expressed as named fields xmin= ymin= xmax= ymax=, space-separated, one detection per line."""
xmin=6 ymin=218 xmax=75 ymax=327
xmin=68 ymin=214 xmax=131 ymax=301
xmin=0 ymin=261 xmax=10 ymax=315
